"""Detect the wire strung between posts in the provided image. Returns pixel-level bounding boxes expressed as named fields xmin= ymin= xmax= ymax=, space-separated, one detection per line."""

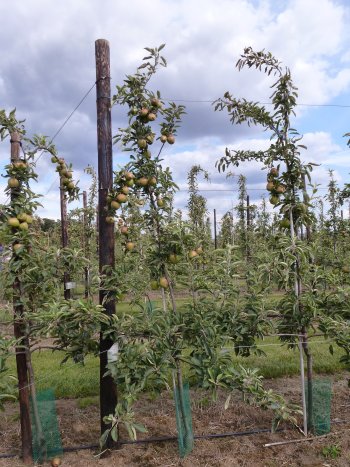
xmin=162 ymin=97 xmax=350 ymax=108
xmin=34 ymin=81 xmax=97 ymax=166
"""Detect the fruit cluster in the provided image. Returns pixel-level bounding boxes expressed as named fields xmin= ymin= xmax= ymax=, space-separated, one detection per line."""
xmin=106 ymin=172 xmax=136 ymax=223
xmin=7 ymin=213 xmax=33 ymax=231
xmin=150 ymin=276 xmax=169 ymax=290
xmin=50 ymin=155 xmax=78 ymax=199
xmin=6 ymin=158 xmax=32 ymax=190
xmin=118 ymin=221 xmax=135 ymax=252
xmin=188 ymin=246 xmax=203 ymax=259
xmin=266 ymin=167 xmax=286 ymax=205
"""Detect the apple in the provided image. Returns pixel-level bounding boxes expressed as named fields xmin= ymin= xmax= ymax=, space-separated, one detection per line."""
xmin=266 ymin=182 xmax=274 ymax=191
xmin=121 ymin=186 xmax=129 ymax=195
xmin=188 ymin=250 xmax=198 ymax=259
xmin=151 ymin=97 xmax=162 ymax=108
xmin=157 ymin=198 xmax=164 ymax=208
xmin=125 ymin=172 xmax=135 ymax=180
xmin=13 ymin=243 xmax=23 ymax=253
xmin=270 ymin=167 xmax=278 ymax=176
xmin=17 ymin=213 xmax=28 ymax=222
xmin=276 ymin=185 xmax=286 ymax=194
xmin=120 ymin=226 xmax=128 ymax=235
xmin=146 ymin=133 xmax=155 ymax=144
xmin=139 ymin=108 xmax=149 ymax=117
xmin=137 ymin=139 xmax=147 ymax=149
xmin=51 ymin=156 xmax=58 ymax=163
xmin=7 ymin=217 xmax=20 ymax=228
xmin=167 ymin=134 xmax=175 ymax=144
xmin=51 ymin=457 xmax=61 ymax=467
xmin=106 ymin=216 xmax=115 ymax=224
xmin=67 ymin=182 xmax=75 ymax=190
xmin=111 ymin=201 xmax=121 ymax=210
xmin=126 ymin=179 xmax=134 ymax=187
xmin=148 ymin=177 xmax=157 ymax=186
xmin=19 ymin=222 xmax=29 ymax=231
xmin=159 ymin=277 xmax=169 ymax=289
xmin=160 ymin=135 xmax=167 ymax=143
xmin=196 ymin=247 xmax=203 ymax=254
xmin=136 ymin=177 xmax=149 ymax=187
xmin=8 ymin=178 xmax=20 ymax=188
xmin=280 ymin=218 xmax=290 ymax=229
xmin=168 ymin=254 xmax=179 ymax=264
xmin=150 ymin=280 xmax=159 ymax=290
xmin=126 ymin=241 xmax=135 ymax=251
xmin=116 ymin=193 xmax=128 ymax=203
xmin=269 ymin=195 xmax=279 ymax=206
xmin=25 ymin=215 xmax=33 ymax=224
xmin=147 ymin=113 xmax=156 ymax=122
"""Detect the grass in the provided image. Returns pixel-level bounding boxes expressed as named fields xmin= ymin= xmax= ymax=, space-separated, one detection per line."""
xmin=0 ymin=303 xmax=11 ymax=323
xmin=7 ymin=352 xmax=99 ymax=399
xmin=233 ymin=336 xmax=346 ymax=378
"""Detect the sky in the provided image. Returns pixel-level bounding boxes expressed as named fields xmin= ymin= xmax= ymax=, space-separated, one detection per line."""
xmin=1 ymin=0 xmax=350 ymax=224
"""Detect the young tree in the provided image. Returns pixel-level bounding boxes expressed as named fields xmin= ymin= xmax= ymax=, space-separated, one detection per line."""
xmin=214 ymin=47 xmax=318 ymax=433
xmin=187 ymin=165 xmax=210 ymax=248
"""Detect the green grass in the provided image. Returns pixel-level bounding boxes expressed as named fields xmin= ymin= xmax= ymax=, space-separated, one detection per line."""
xmin=0 ymin=304 xmax=11 ymax=323
xmin=233 ymin=336 xmax=346 ymax=378
xmin=7 ymin=352 xmax=99 ymax=399
xmin=77 ymin=395 xmax=99 ymax=409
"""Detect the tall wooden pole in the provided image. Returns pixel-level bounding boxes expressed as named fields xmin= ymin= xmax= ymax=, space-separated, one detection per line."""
xmin=60 ymin=176 xmax=71 ymax=300
xmin=95 ymin=39 xmax=117 ymax=445
xmin=213 ymin=209 xmax=217 ymax=249
xmin=246 ymin=195 xmax=251 ymax=259
xmin=246 ymin=195 xmax=250 ymax=228
xmin=11 ymin=132 xmax=33 ymax=463
xmin=83 ymin=190 xmax=89 ymax=298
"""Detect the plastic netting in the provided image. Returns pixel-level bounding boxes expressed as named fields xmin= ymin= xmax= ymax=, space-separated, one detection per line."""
xmin=174 ymin=381 xmax=194 ymax=458
xmin=305 ymin=378 xmax=332 ymax=435
xmin=30 ymin=388 xmax=63 ymax=463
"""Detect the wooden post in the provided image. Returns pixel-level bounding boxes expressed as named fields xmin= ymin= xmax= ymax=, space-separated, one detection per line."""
xmin=96 ymin=38 xmax=117 ymax=445
xmin=302 ymin=174 xmax=311 ymax=241
xmin=83 ymin=191 xmax=89 ymax=298
xmin=60 ymin=176 xmax=71 ymax=300
xmin=213 ymin=209 xmax=217 ymax=249
xmin=298 ymin=339 xmax=308 ymax=436
xmin=246 ymin=195 xmax=250 ymax=228
xmin=246 ymin=195 xmax=251 ymax=259
xmin=11 ymin=132 xmax=33 ymax=464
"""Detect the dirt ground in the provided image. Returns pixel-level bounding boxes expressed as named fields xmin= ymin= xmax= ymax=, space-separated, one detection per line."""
xmin=1 ymin=374 xmax=350 ymax=466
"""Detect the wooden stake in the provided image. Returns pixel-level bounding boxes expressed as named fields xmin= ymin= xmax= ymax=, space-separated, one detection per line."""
xmin=214 ymin=209 xmax=217 ymax=249
xmin=83 ymin=190 xmax=89 ymax=298
xmin=60 ymin=176 xmax=71 ymax=299
xmin=11 ymin=132 xmax=33 ymax=464
xmin=95 ymin=38 xmax=118 ymax=446
xmin=298 ymin=338 xmax=308 ymax=436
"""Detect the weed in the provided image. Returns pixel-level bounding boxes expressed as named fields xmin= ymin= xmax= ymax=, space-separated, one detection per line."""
xmin=321 ymin=444 xmax=342 ymax=459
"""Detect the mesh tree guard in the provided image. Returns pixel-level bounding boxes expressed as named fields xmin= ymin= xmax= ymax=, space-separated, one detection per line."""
xmin=174 ymin=380 xmax=194 ymax=458
xmin=306 ymin=378 xmax=332 ymax=435
xmin=30 ymin=388 xmax=63 ymax=463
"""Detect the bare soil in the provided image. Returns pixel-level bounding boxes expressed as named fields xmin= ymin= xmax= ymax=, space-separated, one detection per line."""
xmin=1 ymin=374 xmax=350 ymax=466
